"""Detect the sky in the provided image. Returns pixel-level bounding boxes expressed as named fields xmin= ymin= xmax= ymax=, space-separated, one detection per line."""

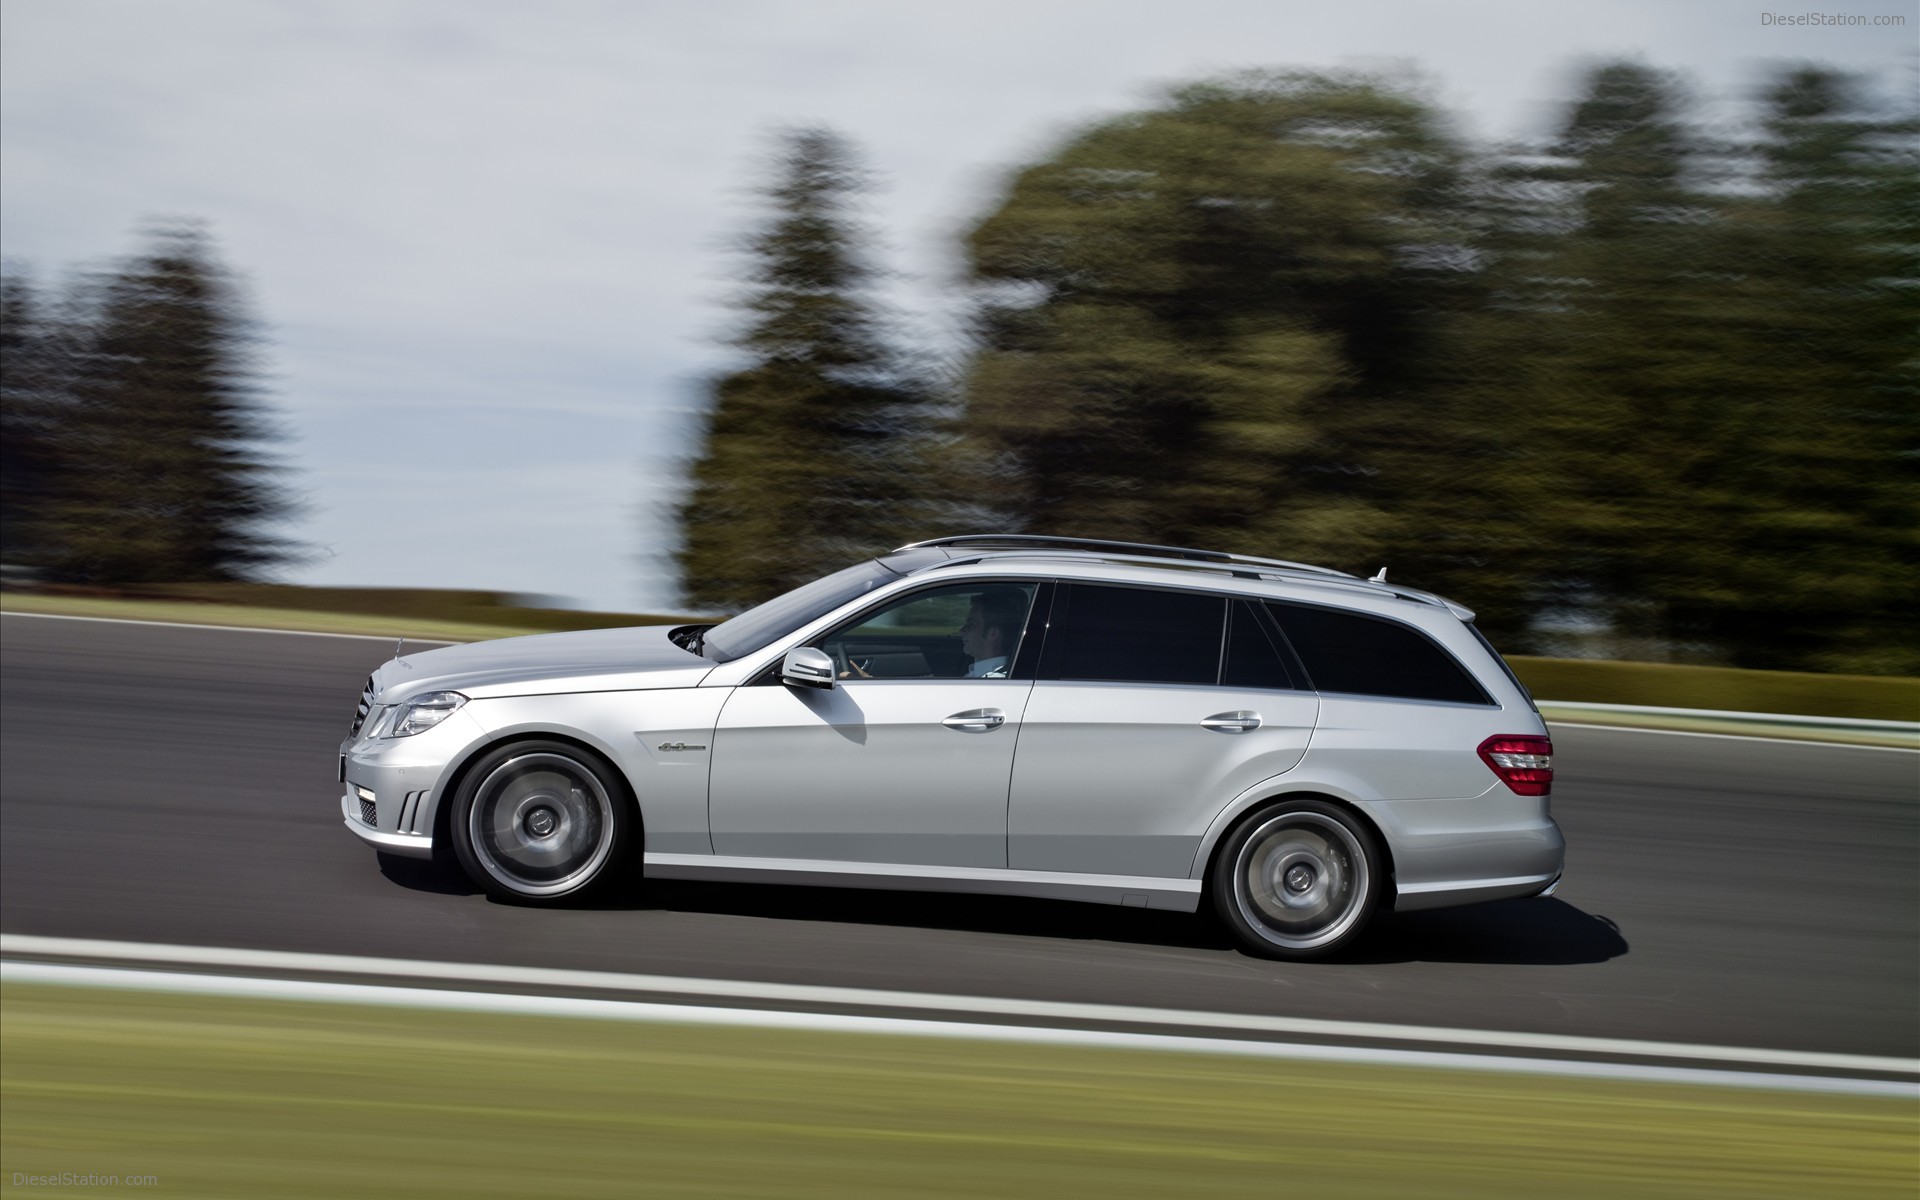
xmin=2 ymin=0 xmax=1912 ymax=613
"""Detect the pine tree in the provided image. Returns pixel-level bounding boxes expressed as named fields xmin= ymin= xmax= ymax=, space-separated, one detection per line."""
xmin=676 ymin=129 xmax=930 ymax=609
xmin=35 ymin=222 xmax=294 ymax=584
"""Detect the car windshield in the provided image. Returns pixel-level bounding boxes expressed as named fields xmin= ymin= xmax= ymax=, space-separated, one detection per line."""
xmin=702 ymin=558 xmax=905 ymax=663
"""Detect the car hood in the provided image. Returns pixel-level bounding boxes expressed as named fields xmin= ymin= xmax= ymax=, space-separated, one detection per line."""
xmin=371 ymin=625 xmax=715 ymax=702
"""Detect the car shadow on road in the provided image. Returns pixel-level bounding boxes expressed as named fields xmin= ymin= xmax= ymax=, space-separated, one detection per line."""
xmin=1350 ymin=899 xmax=1628 ymax=966
xmin=375 ymin=852 xmax=478 ymax=897
xmin=371 ymin=856 xmax=1626 ymax=966
xmin=620 ymin=878 xmax=1628 ymax=965
xmin=632 ymin=877 xmax=1243 ymax=951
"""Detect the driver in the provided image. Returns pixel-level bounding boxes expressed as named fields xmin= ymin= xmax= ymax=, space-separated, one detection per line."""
xmin=958 ymin=587 xmax=1028 ymax=678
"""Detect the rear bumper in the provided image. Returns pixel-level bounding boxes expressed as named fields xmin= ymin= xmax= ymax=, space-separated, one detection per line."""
xmin=1366 ymin=794 xmax=1567 ymax=913
xmin=1393 ymin=867 xmax=1562 ymax=911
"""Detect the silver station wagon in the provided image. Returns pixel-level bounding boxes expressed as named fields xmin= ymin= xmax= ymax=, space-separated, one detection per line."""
xmin=341 ymin=535 xmax=1564 ymax=959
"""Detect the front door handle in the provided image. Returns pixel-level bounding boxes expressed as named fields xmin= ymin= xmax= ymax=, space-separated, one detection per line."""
xmin=942 ymin=708 xmax=1006 ymax=732
xmin=1201 ymin=710 xmax=1262 ymax=733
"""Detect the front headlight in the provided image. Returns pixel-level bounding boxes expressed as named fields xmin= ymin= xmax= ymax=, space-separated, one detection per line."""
xmin=386 ymin=691 xmax=467 ymax=737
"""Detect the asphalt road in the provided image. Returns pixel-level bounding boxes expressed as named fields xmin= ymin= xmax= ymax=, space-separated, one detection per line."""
xmin=2 ymin=613 xmax=1914 ymax=1059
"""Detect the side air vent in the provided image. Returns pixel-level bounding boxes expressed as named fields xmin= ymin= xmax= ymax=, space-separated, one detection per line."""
xmin=349 ymin=677 xmax=374 ymax=736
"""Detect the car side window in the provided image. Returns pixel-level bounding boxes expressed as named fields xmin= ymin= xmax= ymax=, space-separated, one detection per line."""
xmin=820 ymin=583 xmax=1039 ymax=680
xmin=1221 ymin=600 xmax=1299 ymax=691
xmin=1265 ymin=602 xmax=1490 ymax=704
xmin=1038 ymin=584 xmax=1225 ymax=686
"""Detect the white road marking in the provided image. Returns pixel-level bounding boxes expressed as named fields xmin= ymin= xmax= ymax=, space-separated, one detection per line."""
xmin=1547 ymin=720 xmax=1918 ymax=753
xmin=4 ymin=935 xmax=1911 ymax=1080
xmin=0 ymin=610 xmax=459 ymax=644
xmin=2 ymin=961 xmax=1907 ymax=1098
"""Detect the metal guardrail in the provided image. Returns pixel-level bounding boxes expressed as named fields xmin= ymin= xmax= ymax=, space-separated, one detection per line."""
xmin=1537 ymin=701 xmax=1920 ymax=749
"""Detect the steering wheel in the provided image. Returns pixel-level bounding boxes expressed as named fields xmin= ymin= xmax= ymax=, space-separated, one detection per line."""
xmin=830 ymin=642 xmax=852 ymax=677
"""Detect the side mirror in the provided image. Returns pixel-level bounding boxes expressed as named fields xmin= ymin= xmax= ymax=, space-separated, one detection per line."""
xmin=781 ymin=646 xmax=835 ymax=690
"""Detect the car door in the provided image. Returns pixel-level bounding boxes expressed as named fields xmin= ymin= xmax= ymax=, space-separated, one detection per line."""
xmin=1007 ymin=585 xmax=1319 ymax=879
xmin=707 ymin=581 xmax=1045 ymax=869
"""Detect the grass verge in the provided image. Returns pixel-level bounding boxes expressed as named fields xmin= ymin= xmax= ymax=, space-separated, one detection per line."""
xmin=0 ymin=592 xmax=557 ymax=644
xmin=1510 ymin=656 xmax=1918 ymax=723
xmin=1 ymin=983 xmax=1913 ymax=1199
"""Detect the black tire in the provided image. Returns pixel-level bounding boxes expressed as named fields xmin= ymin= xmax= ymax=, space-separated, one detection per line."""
xmin=449 ymin=740 xmax=633 ymax=903
xmin=1211 ymin=798 xmax=1383 ymax=960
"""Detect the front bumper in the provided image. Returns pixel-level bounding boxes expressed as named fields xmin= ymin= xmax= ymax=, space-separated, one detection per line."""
xmin=341 ymin=786 xmax=435 ymax=859
xmin=336 ymin=710 xmax=481 ymax=860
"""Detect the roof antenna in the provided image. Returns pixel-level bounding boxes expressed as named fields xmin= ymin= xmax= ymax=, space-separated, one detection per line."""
xmin=1369 ymin=567 xmax=1388 ymax=583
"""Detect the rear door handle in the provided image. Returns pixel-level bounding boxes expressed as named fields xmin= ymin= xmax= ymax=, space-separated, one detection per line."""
xmin=1201 ymin=710 xmax=1262 ymax=733
xmin=942 ymin=708 xmax=1006 ymax=732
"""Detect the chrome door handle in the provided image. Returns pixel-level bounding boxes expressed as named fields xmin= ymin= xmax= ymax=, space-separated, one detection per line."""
xmin=1201 ymin=710 xmax=1262 ymax=733
xmin=942 ymin=708 xmax=1006 ymax=732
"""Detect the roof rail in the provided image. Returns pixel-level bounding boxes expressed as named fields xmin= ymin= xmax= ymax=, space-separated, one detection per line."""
xmin=893 ymin=534 xmax=1355 ymax=579
xmin=894 ymin=535 xmax=1475 ymax=621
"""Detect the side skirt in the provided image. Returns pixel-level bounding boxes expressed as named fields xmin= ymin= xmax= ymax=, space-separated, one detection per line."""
xmin=642 ymin=853 xmax=1202 ymax=913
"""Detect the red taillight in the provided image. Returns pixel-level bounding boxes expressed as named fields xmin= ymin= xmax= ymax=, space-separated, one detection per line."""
xmin=1478 ymin=735 xmax=1553 ymax=796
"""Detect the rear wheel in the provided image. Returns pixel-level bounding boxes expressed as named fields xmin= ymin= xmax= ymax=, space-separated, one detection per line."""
xmin=1212 ymin=799 xmax=1382 ymax=960
xmin=449 ymin=741 xmax=632 ymax=903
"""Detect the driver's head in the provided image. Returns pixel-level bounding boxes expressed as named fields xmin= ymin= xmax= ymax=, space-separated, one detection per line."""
xmin=960 ymin=588 xmax=1026 ymax=662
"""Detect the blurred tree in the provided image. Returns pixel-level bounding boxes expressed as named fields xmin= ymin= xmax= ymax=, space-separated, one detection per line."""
xmin=1450 ymin=62 xmax=1729 ymax=652
xmin=32 ymin=222 xmax=295 ymax=583
xmin=955 ymin=72 xmax=1484 ymax=579
xmin=677 ymin=128 xmax=933 ymax=609
xmin=0 ymin=267 xmax=63 ymax=566
xmin=1672 ymin=65 xmax=1919 ymax=673
xmin=1486 ymin=61 xmax=1918 ymax=672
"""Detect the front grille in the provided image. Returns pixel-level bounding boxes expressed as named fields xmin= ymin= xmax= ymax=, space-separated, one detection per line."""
xmin=358 ymin=795 xmax=378 ymax=826
xmin=349 ymin=677 xmax=374 ymax=736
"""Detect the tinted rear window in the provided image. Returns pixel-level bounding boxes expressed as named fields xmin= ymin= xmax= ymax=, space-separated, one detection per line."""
xmin=1040 ymin=585 xmax=1225 ymax=686
xmin=1222 ymin=600 xmax=1298 ymax=691
xmin=1266 ymin=603 xmax=1489 ymax=704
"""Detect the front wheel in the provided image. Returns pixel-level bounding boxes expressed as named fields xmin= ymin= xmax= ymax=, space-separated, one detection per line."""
xmin=1212 ymin=799 xmax=1382 ymax=960
xmin=449 ymin=741 xmax=633 ymax=903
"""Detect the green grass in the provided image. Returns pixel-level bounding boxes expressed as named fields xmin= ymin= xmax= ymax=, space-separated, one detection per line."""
xmin=0 ymin=591 xmax=550 ymax=643
xmin=1511 ymin=656 xmax=1919 ymax=723
xmin=0 ymin=582 xmax=705 ymax=645
xmin=1 ymin=984 xmax=1913 ymax=1199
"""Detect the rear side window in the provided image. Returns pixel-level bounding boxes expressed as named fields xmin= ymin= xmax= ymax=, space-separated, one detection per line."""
xmin=1267 ymin=603 xmax=1490 ymax=705
xmin=1222 ymin=601 xmax=1298 ymax=691
xmin=1040 ymin=585 xmax=1225 ymax=686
